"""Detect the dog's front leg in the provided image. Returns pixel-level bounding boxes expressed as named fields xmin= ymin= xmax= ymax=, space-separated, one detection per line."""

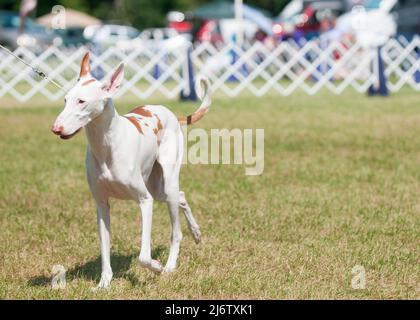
xmin=138 ymin=197 xmax=163 ymax=273
xmin=94 ymin=201 xmax=113 ymax=290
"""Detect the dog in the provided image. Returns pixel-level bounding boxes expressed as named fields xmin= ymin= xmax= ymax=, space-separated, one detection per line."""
xmin=52 ymin=52 xmax=211 ymax=289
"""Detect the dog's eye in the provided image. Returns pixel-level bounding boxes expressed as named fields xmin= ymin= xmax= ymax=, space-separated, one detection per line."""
xmin=77 ymin=99 xmax=86 ymax=105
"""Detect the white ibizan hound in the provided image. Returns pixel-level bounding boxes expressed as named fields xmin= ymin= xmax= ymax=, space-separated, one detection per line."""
xmin=52 ymin=52 xmax=211 ymax=289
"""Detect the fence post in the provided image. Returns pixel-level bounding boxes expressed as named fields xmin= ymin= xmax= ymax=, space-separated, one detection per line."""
xmin=368 ymin=46 xmax=389 ymax=96
xmin=415 ymin=48 xmax=420 ymax=84
xmin=228 ymin=34 xmax=248 ymax=82
xmin=180 ymin=44 xmax=197 ymax=101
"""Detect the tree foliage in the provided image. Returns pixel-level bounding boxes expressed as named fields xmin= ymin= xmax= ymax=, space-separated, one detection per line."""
xmin=0 ymin=0 xmax=291 ymax=29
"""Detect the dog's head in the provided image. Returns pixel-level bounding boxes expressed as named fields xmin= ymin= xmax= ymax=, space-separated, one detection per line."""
xmin=52 ymin=52 xmax=124 ymax=139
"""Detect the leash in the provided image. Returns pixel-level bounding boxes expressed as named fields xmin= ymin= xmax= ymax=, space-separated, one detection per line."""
xmin=0 ymin=44 xmax=63 ymax=89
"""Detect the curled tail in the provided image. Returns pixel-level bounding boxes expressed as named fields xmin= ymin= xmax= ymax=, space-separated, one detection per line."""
xmin=178 ymin=75 xmax=211 ymax=126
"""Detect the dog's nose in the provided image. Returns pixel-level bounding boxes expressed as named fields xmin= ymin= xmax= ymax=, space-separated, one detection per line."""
xmin=51 ymin=124 xmax=63 ymax=135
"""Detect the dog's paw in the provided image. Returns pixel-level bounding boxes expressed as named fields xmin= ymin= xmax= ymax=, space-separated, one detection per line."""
xmin=92 ymin=272 xmax=113 ymax=291
xmin=191 ymin=227 xmax=202 ymax=244
xmin=149 ymin=259 xmax=163 ymax=273
xmin=138 ymin=258 xmax=163 ymax=274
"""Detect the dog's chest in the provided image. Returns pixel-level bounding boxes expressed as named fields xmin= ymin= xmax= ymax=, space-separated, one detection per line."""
xmin=97 ymin=165 xmax=119 ymax=183
xmin=99 ymin=160 xmax=135 ymax=182
xmin=89 ymin=154 xmax=146 ymax=200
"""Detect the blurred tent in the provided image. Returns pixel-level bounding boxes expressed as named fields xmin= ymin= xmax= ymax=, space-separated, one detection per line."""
xmin=193 ymin=0 xmax=273 ymax=35
xmin=37 ymin=8 xmax=101 ymax=28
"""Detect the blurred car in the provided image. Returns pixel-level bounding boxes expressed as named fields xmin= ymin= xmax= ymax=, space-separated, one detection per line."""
xmin=196 ymin=20 xmax=224 ymax=44
xmin=273 ymin=0 xmax=345 ymax=40
xmin=85 ymin=24 xmax=140 ymax=47
xmin=117 ymin=28 xmax=191 ymax=52
xmin=0 ymin=10 xmax=62 ymax=51
xmin=55 ymin=27 xmax=88 ymax=48
xmin=195 ymin=18 xmax=267 ymax=44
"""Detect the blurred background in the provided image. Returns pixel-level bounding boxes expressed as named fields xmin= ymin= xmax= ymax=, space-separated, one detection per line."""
xmin=0 ymin=0 xmax=418 ymax=102
xmin=0 ymin=0 xmax=419 ymax=50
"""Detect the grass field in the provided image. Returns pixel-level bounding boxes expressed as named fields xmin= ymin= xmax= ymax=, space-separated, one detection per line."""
xmin=0 ymin=88 xmax=419 ymax=299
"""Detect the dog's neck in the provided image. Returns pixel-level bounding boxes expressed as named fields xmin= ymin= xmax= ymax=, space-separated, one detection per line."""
xmin=85 ymin=98 xmax=121 ymax=163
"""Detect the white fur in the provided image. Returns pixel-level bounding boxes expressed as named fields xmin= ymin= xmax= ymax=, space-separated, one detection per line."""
xmin=52 ymin=54 xmax=209 ymax=289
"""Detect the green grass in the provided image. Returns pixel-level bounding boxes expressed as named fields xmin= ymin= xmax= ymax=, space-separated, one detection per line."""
xmin=0 ymin=88 xmax=419 ymax=299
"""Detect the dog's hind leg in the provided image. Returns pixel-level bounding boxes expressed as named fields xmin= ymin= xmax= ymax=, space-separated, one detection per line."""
xmin=138 ymin=195 xmax=163 ymax=273
xmin=164 ymin=192 xmax=183 ymax=273
xmin=179 ymin=191 xmax=201 ymax=244
xmin=156 ymin=161 xmax=183 ymax=273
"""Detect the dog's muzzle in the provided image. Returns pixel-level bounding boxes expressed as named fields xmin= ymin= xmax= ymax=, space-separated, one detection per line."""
xmin=52 ymin=124 xmax=82 ymax=140
xmin=59 ymin=128 xmax=82 ymax=140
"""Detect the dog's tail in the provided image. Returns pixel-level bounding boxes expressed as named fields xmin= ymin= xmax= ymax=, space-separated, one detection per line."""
xmin=178 ymin=75 xmax=211 ymax=126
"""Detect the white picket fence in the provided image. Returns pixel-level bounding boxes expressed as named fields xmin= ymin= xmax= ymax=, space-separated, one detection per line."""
xmin=0 ymin=36 xmax=419 ymax=102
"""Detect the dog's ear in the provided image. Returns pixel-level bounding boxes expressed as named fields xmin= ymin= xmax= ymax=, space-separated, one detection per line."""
xmin=102 ymin=63 xmax=124 ymax=97
xmin=79 ymin=52 xmax=91 ymax=78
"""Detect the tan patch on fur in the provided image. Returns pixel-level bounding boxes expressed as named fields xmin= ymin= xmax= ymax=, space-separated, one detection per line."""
xmin=125 ymin=116 xmax=144 ymax=134
xmin=130 ymin=106 xmax=153 ymax=118
xmin=178 ymin=108 xmax=207 ymax=126
xmin=153 ymin=114 xmax=164 ymax=145
xmin=81 ymin=79 xmax=96 ymax=86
